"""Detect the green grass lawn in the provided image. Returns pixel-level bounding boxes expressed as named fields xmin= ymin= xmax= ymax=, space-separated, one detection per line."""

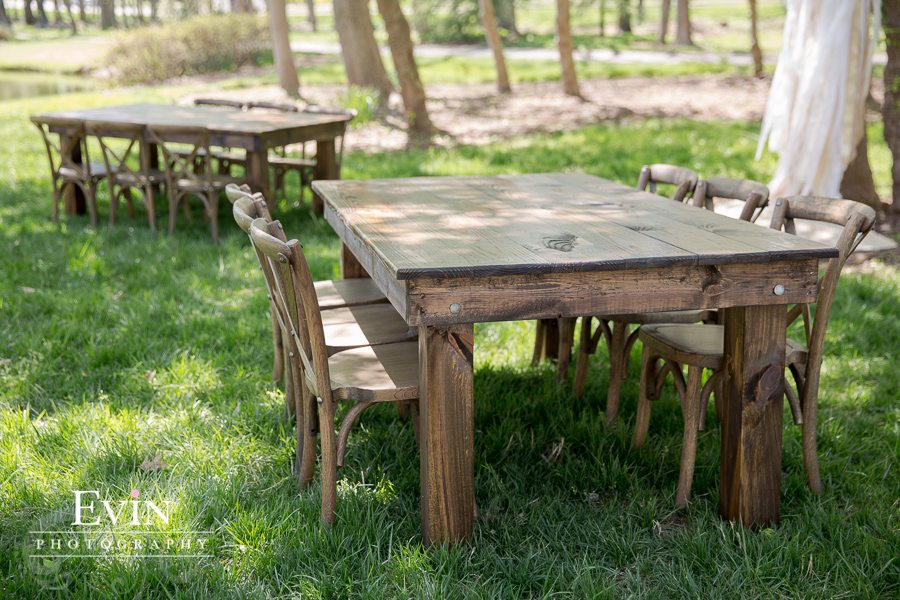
xmin=0 ymin=88 xmax=898 ymax=598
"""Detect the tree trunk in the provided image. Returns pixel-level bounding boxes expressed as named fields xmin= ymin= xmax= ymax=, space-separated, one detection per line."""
xmin=599 ymin=0 xmax=606 ymax=37
xmin=884 ymin=0 xmax=900 ymax=212
xmin=376 ymin=0 xmax=433 ymax=133
xmin=150 ymin=0 xmax=158 ymax=22
xmin=25 ymin=0 xmax=35 ymax=25
xmin=557 ymin=0 xmax=581 ymax=97
xmin=618 ymin=0 xmax=631 ymax=34
xmin=305 ymin=0 xmax=317 ymax=31
xmin=78 ymin=0 xmax=86 ymax=22
xmin=100 ymin=0 xmax=115 ymax=28
xmin=267 ymin=0 xmax=300 ymax=98
xmin=749 ymin=0 xmax=763 ymax=77
xmin=0 ymin=0 xmax=11 ymax=26
xmin=53 ymin=0 xmax=62 ymax=24
xmin=478 ymin=0 xmax=511 ymax=93
xmin=675 ymin=0 xmax=691 ymax=45
xmin=840 ymin=127 xmax=881 ymax=212
xmin=495 ymin=0 xmax=517 ymax=35
xmin=658 ymin=0 xmax=671 ymax=43
xmin=36 ymin=0 xmax=49 ymax=25
xmin=333 ymin=0 xmax=394 ymax=99
xmin=63 ymin=0 xmax=77 ymax=32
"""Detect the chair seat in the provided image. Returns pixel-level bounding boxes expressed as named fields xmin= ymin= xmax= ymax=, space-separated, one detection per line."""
xmin=60 ymin=162 xmax=110 ymax=180
xmin=269 ymin=155 xmax=316 ymax=170
xmin=640 ymin=323 xmax=808 ymax=370
xmin=112 ymin=169 xmax=166 ymax=186
xmin=171 ymin=147 xmax=245 ymax=163
xmin=174 ymin=173 xmax=244 ymax=192
xmin=322 ymin=303 xmax=415 ymax=349
xmin=605 ymin=309 xmax=716 ymax=325
xmin=326 ymin=341 xmax=420 ymax=402
xmin=315 ymin=278 xmax=387 ymax=310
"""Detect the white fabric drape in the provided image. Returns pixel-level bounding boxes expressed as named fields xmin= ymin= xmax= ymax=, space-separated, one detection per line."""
xmin=756 ymin=0 xmax=881 ymax=197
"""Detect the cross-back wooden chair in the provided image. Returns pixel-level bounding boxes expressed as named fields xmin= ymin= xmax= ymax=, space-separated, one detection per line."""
xmin=226 ymin=184 xmax=392 ymax=399
xmin=86 ymin=121 xmax=164 ymax=231
xmin=566 ymin=165 xmax=714 ymax=424
xmin=187 ymin=99 xmax=247 ymax=176
xmin=248 ymin=217 xmax=419 ymax=524
xmin=692 ymin=176 xmax=770 ymax=222
xmin=31 ymin=116 xmax=108 ymax=227
xmin=632 ymin=196 xmax=875 ymax=507
xmin=146 ymin=125 xmax=244 ymax=243
xmin=636 ymin=163 xmax=700 ymax=203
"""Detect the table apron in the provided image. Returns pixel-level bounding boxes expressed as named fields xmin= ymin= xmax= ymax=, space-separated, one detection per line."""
xmin=405 ymin=260 xmax=819 ymax=326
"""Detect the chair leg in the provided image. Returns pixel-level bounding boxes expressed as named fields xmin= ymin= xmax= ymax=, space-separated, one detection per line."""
xmin=297 ymin=385 xmax=318 ymax=489
xmin=168 ymin=193 xmax=179 ymax=236
xmin=573 ymin=316 xmax=593 ymax=398
xmin=800 ymin=377 xmax=822 ymax=493
xmin=675 ymin=366 xmax=704 ymax=508
xmin=144 ymin=184 xmax=157 ymax=233
xmin=51 ymin=183 xmax=61 ymax=223
xmin=606 ymin=321 xmax=629 ymax=424
xmin=633 ymin=345 xmax=656 ymax=449
xmin=206 ymin=192 xmax=219 ymax=244
xmin=271 ymin=310 xmax=284 ymax=383
xmin=282 ymin=342 xmax=294 ymax=420
xmin=531 ymin=320 xmax=546 ymax=366
xmin=318 ymin=401 xmax=338 ymax=524
xmin=557 ymin=317 xmax=576 ymax=382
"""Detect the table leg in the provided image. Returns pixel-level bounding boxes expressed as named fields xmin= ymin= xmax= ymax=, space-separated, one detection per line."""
xmin=531 ymin=318 xmax=560 ymax=365
xmin=312 ymin=139 xmax=338 ymax=215
xmin=246 ymin=149 xmax=272 ymax=209
xmin=419 ymin=323 xmax=475 ymax=546
xmin=61 ymin=131 xmax=86 ymax=216
xmin=340 ymin=243 xmax=369 ymax=279
xmin=720 ymin=304 xmax=786 ymax=527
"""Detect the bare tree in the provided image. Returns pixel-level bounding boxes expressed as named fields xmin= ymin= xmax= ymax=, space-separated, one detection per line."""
xmin=36 ymin=0 xmax=49 ymax=25
xmin=305 ymin=0 xmax=317 ymax=31
xmin=884 ymin=0 xmax=900 ymax=213
xmin=749 ymin=0 xmax=763 ymax=77
xmin=840 ymin=127 xmax=880 ymax=211
xmin=62 ymin=0 xmax=77 ymax=32
xmin=599 ymin=0 xmax=606 ymax=37
xmin=0 ymin=0 xmax=11 ymax=26
xmin=557 ymin=0 xmax=581 ymax=97
xmin=675 ymin=0 xmax=691 ymax=45
xmin=333 ymin=0 xmax=394 ymax=99
xmin=25 ymin=0 xmax=36 ymax=25
xmin=376 ymin=0 xmax=433 ymax=133
xmin=100 ymin=0 xmax=116 ymax=29
xmin=478 ymin=0 xmax=511 ymax=93
xmin=267 ymin=0 xmax=300 ymax=98
xmin=658 ymin=0 xmax=671 ymax=43
xmin=617 ymin=0 xmax=630 ymax=34
xmin=495 ymin=0 xmax=518 ymax=36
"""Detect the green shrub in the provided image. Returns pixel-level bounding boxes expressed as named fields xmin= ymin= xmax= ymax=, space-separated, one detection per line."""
xmin=104 ymin=15 xmax=271 ymax=85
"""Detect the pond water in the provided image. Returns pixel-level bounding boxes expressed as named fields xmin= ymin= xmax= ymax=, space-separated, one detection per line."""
xmin=0 ymin=71 xmax=97 ymax=101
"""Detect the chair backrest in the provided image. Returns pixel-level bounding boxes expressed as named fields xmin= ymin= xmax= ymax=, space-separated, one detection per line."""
xmin=246 ymin=101 xmax=299 ymax=113
xmin=145 ymin=125 xmax=213 ymax=188
xmin=636 ymin=163 xmax=699 ymax=203
xmin=768 ymin=195 xmax=875 ymax=375
xmin=227 ymin=184 xmax=273 ymax=231
xmin=693 ymin=176 xmax=770 ymax=222
xmin=84 ymin=121 xmax=146 ymax=184
xmin=249 ymin=218 xmax=333 ymax=402
xmin=194 ymin=98 xmax=246 ymax=110
xmin=31 ymin=116 xmax=91 ymax=182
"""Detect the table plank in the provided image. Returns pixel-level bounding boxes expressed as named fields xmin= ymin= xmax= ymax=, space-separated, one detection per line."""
xmin=314 ymin=174 xmax=837 ymax=280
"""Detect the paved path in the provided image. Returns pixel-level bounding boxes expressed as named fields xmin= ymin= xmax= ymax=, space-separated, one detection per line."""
xmin=291 ymin=40 xmax=887 ymax=67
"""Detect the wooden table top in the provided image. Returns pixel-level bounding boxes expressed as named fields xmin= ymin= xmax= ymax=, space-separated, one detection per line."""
xmin=34 ymin=103 xmax=351 ymax=136
xmin=313 ymin=173 xmax=838 ymax=280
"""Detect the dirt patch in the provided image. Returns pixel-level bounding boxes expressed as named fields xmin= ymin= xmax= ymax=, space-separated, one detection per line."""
xmin=181 ymin=73 xmax=775 ymax=153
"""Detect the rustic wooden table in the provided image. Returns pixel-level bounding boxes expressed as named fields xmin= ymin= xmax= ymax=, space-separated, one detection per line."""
xmin=34 ymin=103 xmax=351 ymax=215
xmin=312 ymin=172 xmax=837 ymax=546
